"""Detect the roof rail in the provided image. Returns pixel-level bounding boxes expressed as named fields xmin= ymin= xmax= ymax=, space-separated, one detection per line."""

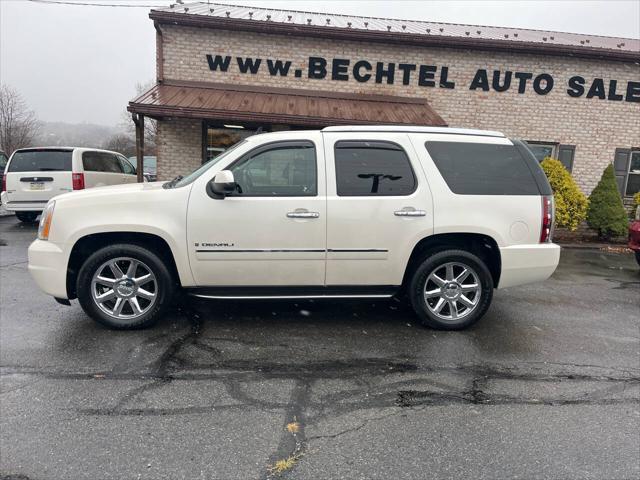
xmin=321 ymin=125 xmax=505 ymax=137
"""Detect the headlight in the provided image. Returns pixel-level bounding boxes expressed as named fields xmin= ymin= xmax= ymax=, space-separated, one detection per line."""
xmin=38 ymin=201 xmax=55 ymax=240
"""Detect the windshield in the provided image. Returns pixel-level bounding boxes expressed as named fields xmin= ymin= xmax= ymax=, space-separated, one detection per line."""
xmin=170 ymin=140 xmax=247 ymax=188
xmin=8 ymin=149 xmax=73 ymax=172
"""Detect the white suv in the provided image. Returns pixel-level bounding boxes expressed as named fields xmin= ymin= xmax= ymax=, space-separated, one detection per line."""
xmin=27 ymin=126 xmax=560 ymax=330
xmin=1 ymin=147 xmax=138 ymax=222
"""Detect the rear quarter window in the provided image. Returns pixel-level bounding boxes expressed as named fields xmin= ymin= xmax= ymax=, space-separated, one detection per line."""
xmin=82 ymin=151 xmax=123 ymax=173
xmin=424 ymin=141 xmax=541 ymax=195
xmin=8 ymin=150 xmax=72 ymax=172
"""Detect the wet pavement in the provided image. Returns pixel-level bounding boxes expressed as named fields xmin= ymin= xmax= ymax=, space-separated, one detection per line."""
xmin=0 ymin=214 xmax=639 ymax=480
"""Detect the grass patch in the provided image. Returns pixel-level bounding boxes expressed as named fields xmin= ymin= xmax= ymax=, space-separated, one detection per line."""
xmin=286 ymin=422 xmax=300 ymax=434
xmin=269 ymin=456 xmax=298 ymax=474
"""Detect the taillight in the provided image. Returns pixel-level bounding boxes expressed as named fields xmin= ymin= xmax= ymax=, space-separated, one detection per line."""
xmin=540 ymin=195 xmax=555 ymax=243
xmin=1 ymin=175 xmax=6 ymax=193
xmin=72 ymin=173 xmax=85 ymax=190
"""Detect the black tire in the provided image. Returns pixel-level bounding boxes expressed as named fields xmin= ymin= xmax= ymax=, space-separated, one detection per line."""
xmin=16 ymin=211 xmax=39 ymax=223
xmin=635 ymin=251 xmax=640 ymax=267
xmin=409 ymin=249 xmax=493 ymax=330
xmin=76 ymin=243 xmax=175 ymax=329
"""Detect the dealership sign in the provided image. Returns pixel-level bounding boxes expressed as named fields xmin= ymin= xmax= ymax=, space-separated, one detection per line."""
xmin=206 ymin=54 xmax=640 ymax=102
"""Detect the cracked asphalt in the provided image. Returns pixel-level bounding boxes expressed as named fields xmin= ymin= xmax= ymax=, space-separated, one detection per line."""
xmin=1 ymin=214 xmax=639 ymax=480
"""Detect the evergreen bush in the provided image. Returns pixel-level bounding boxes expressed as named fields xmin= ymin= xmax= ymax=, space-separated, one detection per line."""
xmin=586 ymin=164 xmax=629 ymax=239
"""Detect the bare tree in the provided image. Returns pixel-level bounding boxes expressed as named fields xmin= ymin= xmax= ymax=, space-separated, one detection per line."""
xmin=103 ymin=133 xmax=136 ymax=157
xmin=121 ymin=80 xmax=157 ymax=155
xmin=0 ymin=85 xmax=39 ymax=155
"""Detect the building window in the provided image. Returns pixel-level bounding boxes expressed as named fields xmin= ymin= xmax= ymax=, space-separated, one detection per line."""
xmin=526 ymin=142 xmax=557 ymax=162
xmin=205 ymin=126 xmax=254 ymax=163
xmin=614 ymin=148 xmax=640 ymax=197
xmin=334 ymin=141 xmax=416 ymax=196
xmin=526 ymin=141 xmax=575 ymax=172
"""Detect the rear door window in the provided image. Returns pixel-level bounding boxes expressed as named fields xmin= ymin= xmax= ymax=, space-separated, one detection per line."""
xmin=424 ymin=141 xmax=540 ymax=195
xmin=8 ymin=150 xmax=72 ymax=172
xmin=83 ymin=152 xmax=123 ymax=173
xmin=334 ymin=141 xmax=416 ymax=196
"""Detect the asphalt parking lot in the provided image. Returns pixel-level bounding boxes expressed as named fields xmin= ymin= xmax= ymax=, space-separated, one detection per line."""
xmin=0 ymin=214 xmax=639 ymax=480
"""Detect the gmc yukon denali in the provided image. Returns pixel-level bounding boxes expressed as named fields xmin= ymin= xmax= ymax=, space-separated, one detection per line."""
xmin=28 ymin=126 xmax=561 ymax=330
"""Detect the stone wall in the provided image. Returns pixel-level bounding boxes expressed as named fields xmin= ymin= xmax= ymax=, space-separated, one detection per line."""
xmin=156 ymin=117 xmax=201 ymax=181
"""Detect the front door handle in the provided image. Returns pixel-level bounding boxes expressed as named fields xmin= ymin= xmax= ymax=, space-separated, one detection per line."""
xmin=394 ymin=209 xmax=427 ymax=217
xmin=287 ymin=211 xmax=320 ymax=219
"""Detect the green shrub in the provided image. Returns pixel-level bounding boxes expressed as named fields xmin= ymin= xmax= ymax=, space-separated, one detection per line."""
xmin=540 ymin=157 xmax=588 ymax=231
xmin=586 ymin=164 xmax=629 ymax=239
xmin=630 ymin=192 xmax=640 ymax=219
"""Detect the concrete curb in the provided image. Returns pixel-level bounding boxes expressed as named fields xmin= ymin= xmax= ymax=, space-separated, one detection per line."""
xmin=558 ymin=243 xmax=631 ymax=251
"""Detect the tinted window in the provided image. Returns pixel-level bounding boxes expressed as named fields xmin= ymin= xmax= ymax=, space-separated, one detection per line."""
xmin=8 ymin=150 xmax=72 ymax=172
xmin=335 ymin=141 xmax=416 ymax=196
xmin=118 ymin=156 xmax=136 ymax=175
xmin=425 ymin=141 xmax=540 ymax=195
xmin=0 ymin=152 xmax=7 ymax=170
xmin=82 ymin=152 xmax=123 ymax=173
xmin=231 ymin=142 xmax=316 ymax=196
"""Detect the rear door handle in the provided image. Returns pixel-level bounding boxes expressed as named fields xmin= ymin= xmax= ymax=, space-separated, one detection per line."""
xmin=287 ymin=211 xmax=320 ymax=219
xmin=394 ymin=209 xmax=426 ymax=217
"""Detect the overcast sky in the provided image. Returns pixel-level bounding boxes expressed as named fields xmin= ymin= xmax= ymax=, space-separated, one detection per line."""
xmin=1 ymin=0 xmax=639 ymax=126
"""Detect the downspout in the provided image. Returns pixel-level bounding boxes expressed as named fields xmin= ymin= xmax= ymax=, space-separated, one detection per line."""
xmin=154 ymin=21 xmax=164 ymax=83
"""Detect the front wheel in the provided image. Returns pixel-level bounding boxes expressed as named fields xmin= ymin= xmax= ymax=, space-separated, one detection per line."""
xmin=76 ymin=244 xmax=175 ymax=329
xmin=409 ymin=249 xmax=494 ymax=330
xmin=16 ymin=211 xmax=39 ymax=223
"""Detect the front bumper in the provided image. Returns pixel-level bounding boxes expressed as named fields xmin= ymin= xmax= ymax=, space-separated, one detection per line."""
xmin=498 ymin=243 xmax=561 ymax=289
xmin=28 ymin=239 xmax=69 ymax=299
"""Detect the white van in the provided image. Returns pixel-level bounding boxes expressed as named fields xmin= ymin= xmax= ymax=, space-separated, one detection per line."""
xmin=1 ymin=147 xmax=138 ymax=222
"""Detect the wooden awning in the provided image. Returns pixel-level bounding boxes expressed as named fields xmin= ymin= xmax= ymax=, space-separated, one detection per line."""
xmin=128 ymin=80 xmax=447 ymax=127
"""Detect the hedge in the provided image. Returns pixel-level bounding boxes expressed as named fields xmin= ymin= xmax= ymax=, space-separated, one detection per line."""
xmin=540 ymin=157 xmax=588 ymax=231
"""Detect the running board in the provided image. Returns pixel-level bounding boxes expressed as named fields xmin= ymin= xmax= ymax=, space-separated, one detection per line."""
xmin=186 ymin=285 xmax=399 ymax=300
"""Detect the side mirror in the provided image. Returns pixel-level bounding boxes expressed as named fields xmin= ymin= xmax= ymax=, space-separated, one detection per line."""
xmin=208 ymin=170 xmax=236 ymax=199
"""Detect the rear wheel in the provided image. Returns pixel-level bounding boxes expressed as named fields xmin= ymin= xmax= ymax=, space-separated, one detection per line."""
xmin=409 ymin=249 xmax=493 ymax=330
xmin=76 ymin=244 xmax=174 ymax=329
xmin=16 ymin=211 xmax=39 ymax=223
xmin=635 ymin=251 xmax=640 ymax=267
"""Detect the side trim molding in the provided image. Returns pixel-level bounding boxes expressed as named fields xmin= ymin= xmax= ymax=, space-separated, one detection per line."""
xmin=186 ymin=285 xmax=400 ymax=299
xmin=196 ymin=248 xmax=389 ymax=253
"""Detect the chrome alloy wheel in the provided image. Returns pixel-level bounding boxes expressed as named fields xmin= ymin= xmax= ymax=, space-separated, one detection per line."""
xmin=423 ymin=262 xmax=482 ymax=322
xmin=91 ymin=257 xmax=158 ymax=320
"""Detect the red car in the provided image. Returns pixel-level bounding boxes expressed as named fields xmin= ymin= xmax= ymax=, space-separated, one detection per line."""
xmin=630 ymin=206 xmax=640 ymax=266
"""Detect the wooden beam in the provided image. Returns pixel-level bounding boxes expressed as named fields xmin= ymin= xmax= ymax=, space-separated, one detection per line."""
xmin=132 ymin=113 xmax=145 ymax=183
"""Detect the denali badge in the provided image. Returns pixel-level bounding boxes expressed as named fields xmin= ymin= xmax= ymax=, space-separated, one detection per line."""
xmin=195 ymin=242 xmax=235 ymax=247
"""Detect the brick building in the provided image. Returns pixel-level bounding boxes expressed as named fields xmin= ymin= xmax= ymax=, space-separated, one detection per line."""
xmin=128 ymin=2 xmax=640 ymax=199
